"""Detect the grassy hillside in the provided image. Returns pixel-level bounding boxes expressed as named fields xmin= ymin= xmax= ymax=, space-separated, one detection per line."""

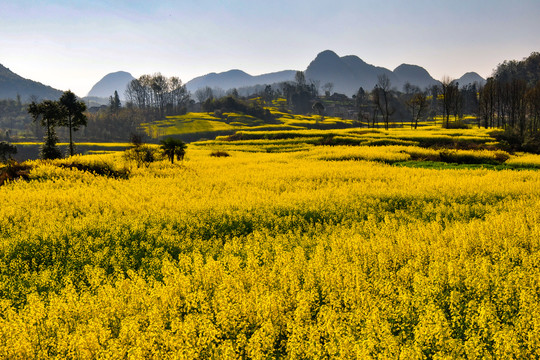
xmin=140 ymin=108 xmax=355 ymax=142
xmin=1 ymin=128 xmax=540 ymax=358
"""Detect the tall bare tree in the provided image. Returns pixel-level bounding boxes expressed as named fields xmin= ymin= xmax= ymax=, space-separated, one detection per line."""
xmin=295 ymin=71 xmax=306 ymax=87
xmin=125 ymin=74 xmax=190 ymax=118
xmin=322 ymin=82 xmax=334 ymax=97
xmin=195 ymin=86 xmax=214 ymax=104
xmin=407 ymin=91 xmax=428 ymax=129
xmin=439 ymin=76 xmax=454 ymax=127
xmin=373 ymin=74 xmax=394 ymax=130
xmin=479 ymin=78 xmax=496 ymax=128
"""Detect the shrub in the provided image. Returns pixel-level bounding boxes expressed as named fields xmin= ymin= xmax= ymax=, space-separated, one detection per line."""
xmin=0 ymin=141 xmax=17 ymax=162
xmin=124 ymin=146 xmax=158 ymax=168
xmin=492 ymin=129 xmax=523 ymax=152
xmin=522 ymin=132 xmax=540 ymax=154
xmin=0 ymin=160 xmax=32 ymax=186
xmin=124 ymin=133 xmax=158 ymax=168
xmin=442 ymin=121 xmax=470 ymax=129
xmin=210 ymin=150 xmax=230 ymax=157
xmin=58 ymin=162 xmax=130 ymax=179
xmin=439 ymin=149 xmax=510 ymax=165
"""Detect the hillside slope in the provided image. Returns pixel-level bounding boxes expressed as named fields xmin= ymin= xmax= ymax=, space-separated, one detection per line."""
xmin=0 ymin=64 xmax=63 ymax=101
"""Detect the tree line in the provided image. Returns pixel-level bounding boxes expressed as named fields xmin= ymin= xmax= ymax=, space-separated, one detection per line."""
xmin=124 ymin=73 xmax=190 ymax=119
xmin=1 ymin=53 xmax=539 ymax=154
xmin=81 ymin=73 xmax=192 ymax=142
xmin=478 ymin=53 xmax=540 ymax=136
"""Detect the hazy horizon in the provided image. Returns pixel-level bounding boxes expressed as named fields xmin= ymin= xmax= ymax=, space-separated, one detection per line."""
xmin=2 ymin=0 xmax=539 ymax=97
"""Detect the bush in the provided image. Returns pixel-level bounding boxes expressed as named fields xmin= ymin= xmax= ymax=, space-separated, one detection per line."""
xmin=442 ymin=121 xmax=470 ymax=129
xmin=439 ymin=149 xmax=510 ymax=165
xmin=210 ymin=150 xmax=230 ymax=157
xmin=0 ymin=160 xmax=31 ymax=186
xmin=522 ymin=132 xmax=540 ymax=154
xmin=492 ymin=129 xmax=523 ymax=152
xmin=41 ymin=137 xmax=63 ymax=160
xmin=493 ymin=129 xmax=540 ymax=154
xmin=58 ymin=162 xmax=130 ymax=179
xmin=0 ymin=141 xmax=17 ymax=162
xmin=124 ymin=133 xmax=159 ymax=168
xmin=124 ymin=146 xmax=158 ymax=168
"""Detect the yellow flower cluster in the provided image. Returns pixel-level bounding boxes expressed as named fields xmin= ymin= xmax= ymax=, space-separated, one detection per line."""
xmin=1 ymin=147 xmax=540 ymax=358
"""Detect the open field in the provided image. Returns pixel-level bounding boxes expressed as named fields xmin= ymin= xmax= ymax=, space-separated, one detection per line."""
xmin=1 ymin=128 xmax=540 ymax=358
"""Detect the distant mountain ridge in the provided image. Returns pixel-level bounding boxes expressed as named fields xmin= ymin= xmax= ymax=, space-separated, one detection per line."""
xmin=304 ymin=50 xmax=442 ymax=95
xmin=0 ymin=64 xmax=63 ymax=101
xmin=393 ymin=64 xmax=440 ymax=90
xmin=0 ymin=51 xmax=486 ymax=103
xmin=183 ymin=50 xmax=485 ymax=96
xmin=186 ymin=50 xmax=470 ymax=96
xmin=185 ymin=69 xmax=296 ymax=93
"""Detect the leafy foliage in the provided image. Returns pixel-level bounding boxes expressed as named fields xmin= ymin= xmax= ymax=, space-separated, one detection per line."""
xmin=160 ymin=137 xmax=187 ymax=163
xmin=27 ymin=99 xmax=64 ymax=159
xmin=59 ymin=90 xmax=87 ymax=156
xmin=123 ymin=134 xmax=158 ymax=168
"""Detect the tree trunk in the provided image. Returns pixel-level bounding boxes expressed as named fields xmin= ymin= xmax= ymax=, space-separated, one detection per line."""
xmin=69 ymin=116 xmax=74 ymax=156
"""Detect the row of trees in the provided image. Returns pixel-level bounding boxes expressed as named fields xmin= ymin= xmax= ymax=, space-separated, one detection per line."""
xmin=0 ymin=98 xmax=35 ymax=140
xmin=281 ymin=72 xmax=319 ymax=114
xmin=366 ymin=75 xmax=479 ymax=130
xmin=340 ymin=53 xmax=540 ymax=136
xmin=83 ymin=105 xmax=149 ymax=142
xmin=4 ymin=53 xmax=537 ymax=151
xmin=83 ymin=73 xmax=192 ymax=142
xmin=478 ymin=52 xmax=540 ymax=137
xmin=46 ymin=57 xmax=540 ymax=148
xmin=125 ymin=73 xmax=190 ymax=119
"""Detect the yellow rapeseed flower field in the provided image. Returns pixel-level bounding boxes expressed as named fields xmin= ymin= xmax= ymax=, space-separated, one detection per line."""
xmin=1 ymin=142 xmax=540 ymax=358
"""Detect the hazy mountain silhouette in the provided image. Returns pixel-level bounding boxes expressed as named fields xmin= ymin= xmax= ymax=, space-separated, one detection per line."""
xmin=304 ymin=50 xmax=360 ymax=94
xmin=307 ymin=51 xmax=399 ymax=94
xmin=184 ymin=50 xmax=447 ymax=96
xmin=341 ymin=54 xmax=397 ymax=91
xmin=185 ymin=69 xmax=296 ymax=93
xmin=306 ymin=50 xmax=441 ymax=95
xmin=0 ymin=64 xmax=63 ymax=101
xmin=456 ymin=72 xmax=486 ymax=87
xmin=393 ymin=64 xmax=440 ymax=90
xmin=85 ymin=51 xmax=486 ymax=98
xmin=87 ymin=71 xmax=135 ymax=99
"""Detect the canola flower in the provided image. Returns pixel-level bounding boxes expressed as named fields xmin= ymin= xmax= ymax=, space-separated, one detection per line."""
xmin=0 ymin=146 xmax=539 ymax=359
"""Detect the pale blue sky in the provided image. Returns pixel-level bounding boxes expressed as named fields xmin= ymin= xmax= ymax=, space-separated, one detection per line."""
xmin=1 ymin=0 xmax=539 ymax=97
